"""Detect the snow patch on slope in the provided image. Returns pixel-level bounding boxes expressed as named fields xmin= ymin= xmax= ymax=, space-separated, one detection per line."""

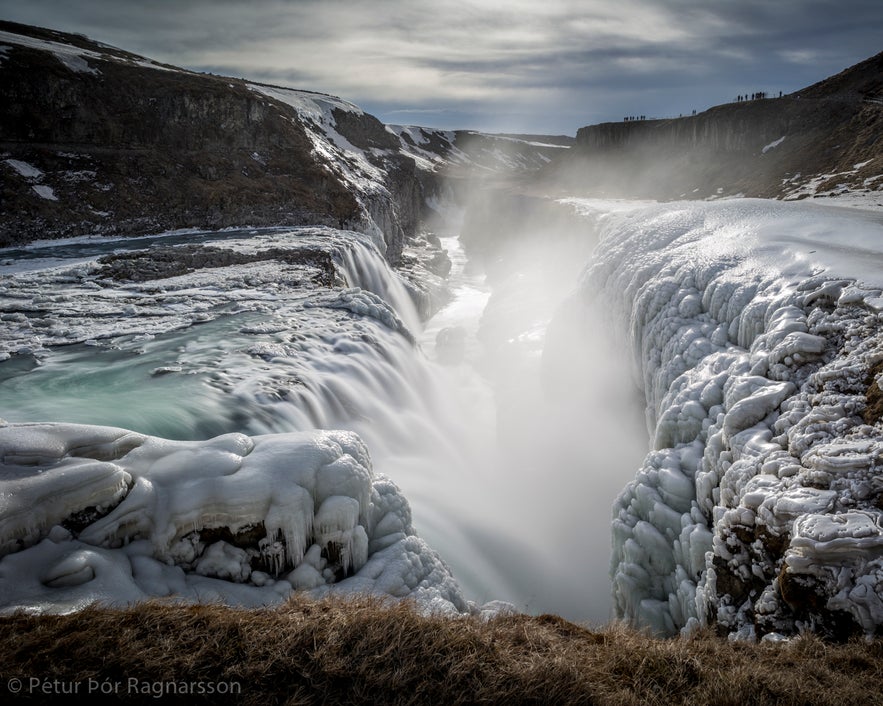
xmin=4 ymin=159 xmax=43 ymax=180
xmin=762 ymin=136 xmax=786 ymax=154
xmin=782 ymin=159 xmax=882 ymax=208
xmin=0 ymin=30 xmax=101 ymax=74
xmin=31 ymin=185 xmax=57 ymax=201
xmin=249 ymin=84 xmax=394 ymax=247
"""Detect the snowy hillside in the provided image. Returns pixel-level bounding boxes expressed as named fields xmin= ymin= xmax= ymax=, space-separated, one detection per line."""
xmin=389 ymin=124 xmax=571 ymax=175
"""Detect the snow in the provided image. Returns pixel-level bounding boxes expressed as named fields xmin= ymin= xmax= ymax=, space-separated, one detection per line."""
xmin=31 ymin=185 xmax=58 ymax=201
xmin=0 ymin=28 xmax=182 ymax=76
xmin=4 ymin=159 xmax=43 ymax=179
xmin=574 ymin=197 xmax=883 ymax=637
xmin=782 ymin=158 xmax=881 ymax=207
xmin=388 ymin=124 xmax=471 ymax=171
xmin=0 ymin=422 xmax=470 ymax=615
xmin=2 ymin=160 xmax=58 ymax=201
xmin=388 ymin=125 xmax=562 ymax=174
xmin=0 ymin=30 xmax=101 ymax=75
xmin=762 ymin=136 xmax=786 ymax=154
xmin=0 ymin=227 xmax=418 ymax=356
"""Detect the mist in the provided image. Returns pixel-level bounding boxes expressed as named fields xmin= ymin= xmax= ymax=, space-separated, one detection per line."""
xmin=401 ymin=176 xmax=649 ymax=623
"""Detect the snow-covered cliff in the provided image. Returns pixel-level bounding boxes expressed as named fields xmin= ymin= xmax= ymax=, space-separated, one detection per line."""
xmin=0 ymin=22 xmax=421 ymax=260
xmin=578 ymin=198 xmax=883 ymax=639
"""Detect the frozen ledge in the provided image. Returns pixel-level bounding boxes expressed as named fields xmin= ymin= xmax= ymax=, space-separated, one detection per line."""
xmin=578 ymin=198 xmax=883 ymax=639
xmin=0 ymin=423 xmax=482 ymax=617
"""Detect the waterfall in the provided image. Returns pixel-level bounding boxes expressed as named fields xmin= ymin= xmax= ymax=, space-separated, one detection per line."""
xmin=0 ymin=215 xmax=651 ymax=622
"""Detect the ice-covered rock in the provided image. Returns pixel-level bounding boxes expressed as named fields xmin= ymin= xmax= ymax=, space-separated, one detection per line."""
xmin=0 ymin=423 xmax=469 ymax=615
xmin=579 ymin=198 xmax=883 ymax=638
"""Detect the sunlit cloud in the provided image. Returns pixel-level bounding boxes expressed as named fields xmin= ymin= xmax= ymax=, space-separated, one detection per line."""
xmin=779 ymin=49 xmax=825 ymax=65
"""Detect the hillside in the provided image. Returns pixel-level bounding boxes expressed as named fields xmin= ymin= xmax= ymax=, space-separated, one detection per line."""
xmin=0 ymin=22 xmax=423 ymax=261
xmin=0 ymin=21 xmax=565 ymax=256
xmin=551 ymin=51 xmax=883 ymax=203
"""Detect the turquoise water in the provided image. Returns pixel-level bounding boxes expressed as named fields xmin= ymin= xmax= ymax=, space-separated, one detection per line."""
xmin=0 ymin=318 xmax=245 ymax=439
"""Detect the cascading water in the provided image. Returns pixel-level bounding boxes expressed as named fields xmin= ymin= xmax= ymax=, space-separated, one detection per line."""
xmin=0 ymin=221 xmax=646 ymax=622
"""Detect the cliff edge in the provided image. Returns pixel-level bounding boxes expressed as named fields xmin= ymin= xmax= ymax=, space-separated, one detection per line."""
xmin=554 ymin=51 xmax=883 ymax=202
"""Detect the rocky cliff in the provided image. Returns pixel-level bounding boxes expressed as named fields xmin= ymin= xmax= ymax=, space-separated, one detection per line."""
xmin=554 ymin=51 xmax=883 ymax=202
xmin=0 ymin=22 xmax=422 ymax=261
xmin=0 ymin=22 xmax=572 ymax=260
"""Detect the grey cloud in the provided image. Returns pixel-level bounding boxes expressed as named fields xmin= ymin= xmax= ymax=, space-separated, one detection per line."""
xmin=0 ymin=0 xmax=881 ymax=133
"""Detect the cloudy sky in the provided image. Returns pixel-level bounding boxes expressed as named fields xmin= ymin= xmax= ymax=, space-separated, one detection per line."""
xmin=1 ymin=0 xmax=881 ymax=134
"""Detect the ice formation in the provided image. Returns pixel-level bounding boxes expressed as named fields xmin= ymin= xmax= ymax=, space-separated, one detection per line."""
xmin=580 ymin=198 xmax=883 ymax=638
xmin=0 ymin=422 xmax=469 ymax=615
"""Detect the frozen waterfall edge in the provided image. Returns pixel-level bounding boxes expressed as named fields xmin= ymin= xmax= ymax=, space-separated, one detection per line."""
xmin=585 ymin=198 xmax=883 ymax=639
xmin=0 ymin=422 xmax=482 ymax=617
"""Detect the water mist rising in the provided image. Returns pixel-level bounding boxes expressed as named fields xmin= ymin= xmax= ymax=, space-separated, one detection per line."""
xmin=413 ymin=194 xmax=648 ymax=622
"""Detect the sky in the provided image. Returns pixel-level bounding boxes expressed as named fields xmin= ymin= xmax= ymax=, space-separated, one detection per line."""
xmin=1 ymin=0 xmax=881 ymax=135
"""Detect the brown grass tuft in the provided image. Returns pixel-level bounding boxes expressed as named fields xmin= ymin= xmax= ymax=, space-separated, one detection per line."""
xmin=0 ymin=596 xmax=881 ymax=704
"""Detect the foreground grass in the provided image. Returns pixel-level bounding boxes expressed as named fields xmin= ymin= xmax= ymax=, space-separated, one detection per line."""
xmin=1 ymin=596 xmax=881 ymax=705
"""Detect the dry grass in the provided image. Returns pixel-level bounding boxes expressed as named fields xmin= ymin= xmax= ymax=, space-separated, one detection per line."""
xmin=1 ymin=596 xmax=881 ymax=704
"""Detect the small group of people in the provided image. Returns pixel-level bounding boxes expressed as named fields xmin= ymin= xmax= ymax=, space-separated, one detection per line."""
xmin=624 ymin=109 xmax=698 ymax=122
xmin=736 ymin=91 xmax=784 ymax=102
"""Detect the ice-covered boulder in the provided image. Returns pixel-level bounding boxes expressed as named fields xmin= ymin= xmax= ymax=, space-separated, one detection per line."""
xmin=0 ymin=422 xmax=470 ymax=616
